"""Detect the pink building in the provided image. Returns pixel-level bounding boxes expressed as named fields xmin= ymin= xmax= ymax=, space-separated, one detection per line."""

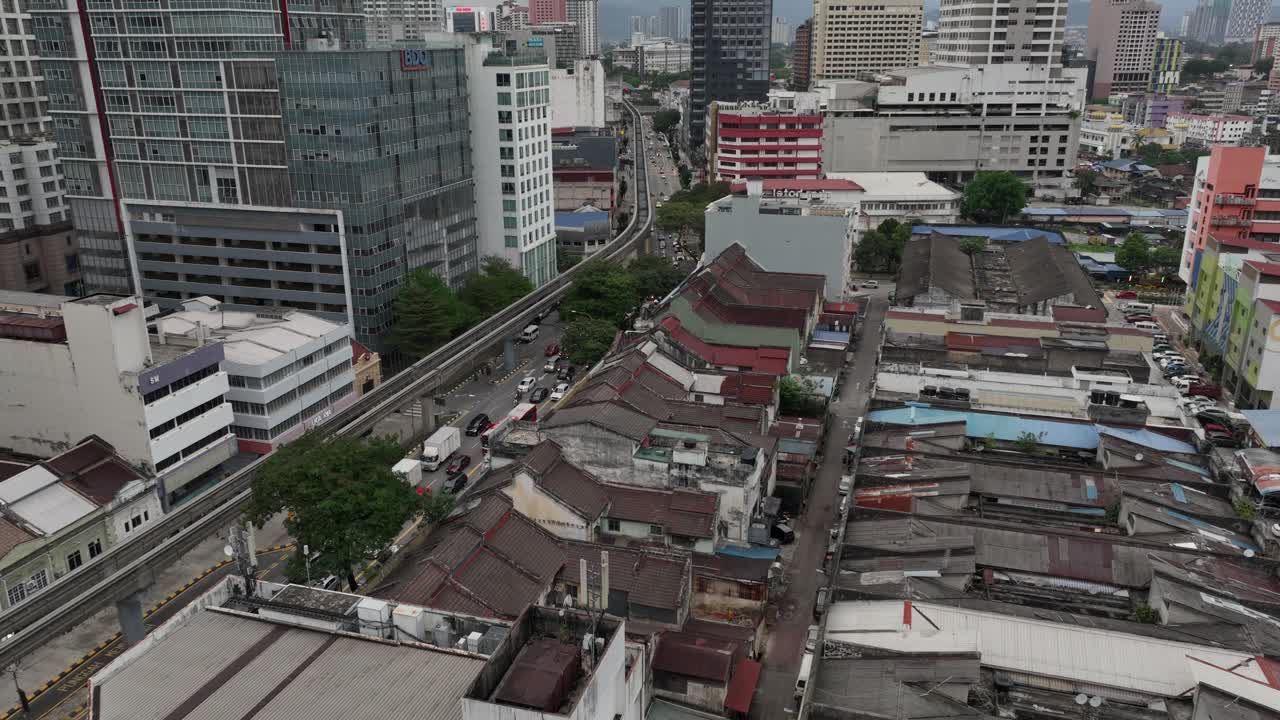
xmin=706 ymin=102 xmax=823 ymax=181
xmin=1179 ymin=146 xmax=1280 ymax=285
xmin=529 ymin=0 xmax=565 ymax=24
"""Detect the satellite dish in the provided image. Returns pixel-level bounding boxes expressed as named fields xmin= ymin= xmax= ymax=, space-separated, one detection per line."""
xmin=1074 ymin=694 xmax=1089 ymax=705
xmin=1246 ymin=549 xmax=1257 ymax=558
xmin=1089 ymin=697 xmax=1104 ymax=708
xmin=223 ymin=544 xmax=234 ymax=558
xmin=1272 ymin=523 xmax=1280 ymax=536
xmin=1134 ymin=453 xmax=1144 ymax=462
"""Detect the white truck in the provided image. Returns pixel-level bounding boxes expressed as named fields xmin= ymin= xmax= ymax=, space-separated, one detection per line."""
xmin=422 ymin=426 xmax=461 ymax=471
xmin=393 ymin=458 xmax=423 ymax=487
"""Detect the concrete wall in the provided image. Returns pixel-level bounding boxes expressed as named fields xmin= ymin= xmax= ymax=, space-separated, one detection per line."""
xmin=106 ymin=483 xmax=164 ymax=546
xmin=652 ymin=674 xmax=727 ymax=714
xmin=0 ymin=223 xmax=80 ymax=296
xmin=705 ymin=196 xmax=851 ymax=298
xmin=550 ymin=60 xmax=606 ymax=129
xmin=503 ymin=471 xmax=595 ymax=541
xmin=0 ymin=511 xmax=111 ymax=611
xmin=547 ymin=425 xmax=665 ymax=487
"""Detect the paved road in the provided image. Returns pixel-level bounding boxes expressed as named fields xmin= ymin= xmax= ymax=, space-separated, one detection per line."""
xmin=751 ymin=297 xmax=887 ymax=719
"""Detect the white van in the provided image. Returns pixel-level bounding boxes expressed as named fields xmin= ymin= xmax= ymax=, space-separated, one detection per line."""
xmin=1123 ymin=302 xmax=1154 ymax=314
xmin=795 ymin=652 xmax=814 ymax=698
xmin=519 ymin=324 xmax=539 ymax=343
xmin=1134 ymin=321 xmax=1161 ymax=331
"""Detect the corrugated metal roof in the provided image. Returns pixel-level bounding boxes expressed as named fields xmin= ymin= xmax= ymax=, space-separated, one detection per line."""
xmin=826 ymin=600 xmax=1266 ymax=697
xmin=95 ymin=610 xmax=484 ymax=720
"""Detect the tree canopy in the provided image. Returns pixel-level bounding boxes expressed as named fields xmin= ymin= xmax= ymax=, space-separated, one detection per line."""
xmin=1074 ymin=169 xmax=1099 ymax=198
xmin=629 ymin=254 xmax=686 ymax=302
xmin=855 ymin=218 xmax=910 ymax=273
xmin=563 ymin=317 xmax=619 ymax=367
xmin=1115 ymin=233 xmax=1152 ymax=273
xmin=655 ymin=181 xmax=731 ymax=242
xmin=1182 ymin=57 xmax=1230 ymax=80
xmin=1151 ymin=245 xmax=1182 ymax=270
xmin=458 ymin=256 xmax=534 ymax=317
xmin=958 ymin=237 xmax=987 ymax=256
xmin=243 ymin=434 xmax=428 ymax=589
xmin=388 ymin=268 xmax=473 ymax=358
xmin=561 ymin=259 xmax=639 ymax=327
xmin=961 ymin=171 xmax=1028 ymax=224
xmin=1257 ymin=57 xmax=1275 ymax=77
xmin=653 ymin=109 xmax=681 ymax=134
xmin=1133 ymin=143 xmax=1209 ymax=166
xmin=779 ymin=375 xmax=824 ymax=417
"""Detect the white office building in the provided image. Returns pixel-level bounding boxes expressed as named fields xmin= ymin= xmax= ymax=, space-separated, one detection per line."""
xmin=812 ymin=0 xmax=924 ymax=80
xmin=465 ymin=38 xmax=559 ymax=287
xmin=157 ymin=300 xmax=356 ymax=454
xmin=551 ymin=60 xmax=607 ymax=129
xmin=566 ymin=0 xmax=599 ymax=56
xmin=366 ymin=0 xmax=444 ymax=40
xmin=0 ymin=291 xmax=236 ymax=509
xmin=935 ymin=0 xmax=1068 ymax=66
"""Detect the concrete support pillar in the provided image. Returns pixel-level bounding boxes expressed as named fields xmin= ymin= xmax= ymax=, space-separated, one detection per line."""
xmin=503 ymin=338 xmax=516 ymax=372
xmin=116 ymin=591 xmax=146 ymax=647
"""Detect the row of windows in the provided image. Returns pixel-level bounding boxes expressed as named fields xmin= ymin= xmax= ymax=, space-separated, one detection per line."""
xmin=154 ymin=425 xmax=230 ymax=472
xmin=148 ymin=395 xmax=225 ymax=439
xmin=230 ymin=382 xmax=352 ymax=441
xmin=229 ymin=359 xmax=351 ymax=416
xmin=142 ymin=362 xmax=219 ymax=404
xmin=226 ymin=337 xmax=348 ymax=390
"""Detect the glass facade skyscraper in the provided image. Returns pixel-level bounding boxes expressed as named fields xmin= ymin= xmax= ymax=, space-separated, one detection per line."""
xmin=276 ymin=48 xmax=478 ymax=337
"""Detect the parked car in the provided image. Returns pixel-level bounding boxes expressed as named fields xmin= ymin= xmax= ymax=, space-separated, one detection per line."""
xmin=1196 ymin=409 xmax=1234 ymax=426
xmin=544 ymin=356 xmax=560 ymax=372
xmin=445 ymin=454 xmax=471 ymax=475
xmin=550 ymin=382 xmax=570 ymax=401
xmin=1203 ymin=422 xmax=1232 ymax=435
xmin=838 ymin=475 xmax=853 ymax=495
xmin=1172 ymin=377 xmax=1195 ymax=393
xmin=1207 ymin=430 xmax=1241 ymax=448
xmin=813 ymin=587 xmax=829 ymax=621
xmin=1116 ymin=290 xmax=1138 ymax=299
xmin=1187 ymin=383 xmax=1222 ymax=399
xmin=530 ymin=386 xmax=550 ymax=403
xmin=862 ymin=279 xmax=879 ymax=288
xmin=517 ymin=376 xmax=537 ymax=394
xmin=544 ymin=342 xmax=560 ymax=357
xmin=1162 ymin=365 xmax=1190 ymax=378
xmin=557 ymin=365 xmax=577 ymax=382
xmin=465 ymin=413 xmax=492 ymax=437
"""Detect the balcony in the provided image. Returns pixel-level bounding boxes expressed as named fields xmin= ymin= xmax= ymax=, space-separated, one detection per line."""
xmin=1216 ymin=194 xmax=1255 ymax=206
xmin=1211 ymin=215 xmax=1251 ymax=227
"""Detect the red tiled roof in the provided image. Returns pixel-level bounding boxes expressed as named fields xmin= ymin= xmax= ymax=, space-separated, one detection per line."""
xmin=945 ymin=333 xmax=1042 ymax=352
xmin=725 ymin=658 xmax=762 ymax=714
xmin=653 ymin=632 xmax=737 ymax=682
xmin=660 ymin=316 xmax=790 ymax=374
xmin=824 ymin=301 xmax=860 ymax=315
xmin=0 ymin=517 xmax=36 ymax=558
xmin=0 ymin=461 xmax=26 ymax=483
xmin=1246 ymin=260 xmax=1280 ymax=278
xmin=560 ymin=541 xmax=689 ymax=610
xmin=693 ymin=553 xmax=772 ymax=583
xmin=987 ymin=317 xmax=1056 ymax=330
xmin=886 ymin=310 xmax=947 ymax=321
xmin=719 ymin=373 xmax=776 ymax=405
xmin=1260 ymin=299 xmax=1280 ymax=315
xmin=604 ymin=484 xmax=718 ymax=539
xmin=350 ymin=338 xmax=374 ymax=361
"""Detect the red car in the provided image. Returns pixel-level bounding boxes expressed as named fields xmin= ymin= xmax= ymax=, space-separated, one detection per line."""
xmin=545 ymin=342 xmax=561 ymax=357
xmin=1116 ymin=291 xmax=1138 ymax=299
xmin=445 ymin=454 xmax=471 ymax=475
xmin=1202 ymin=423 xmax=1231 ymax=435
xmin=1187 ymin=383 xmax=1222 ymax=399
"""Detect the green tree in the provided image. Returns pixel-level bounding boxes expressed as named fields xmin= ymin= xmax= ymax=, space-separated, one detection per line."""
xmin=1151 ymin=245 xmax=1181 ymax=270
xmin=1257 ymin=57 xmax=1275 ymax=77
xmin=244 ymin=434 xmax=423 ymax=590
xmin=459 ymin=256 xmax=534 ymax=317
xmin=1014 ymin=431 xmax=1045 ymax=454
xmin=1074 ymin=169 xmax=1099 ymax=198
xmin=629 ymin=254 xmax=686 ymax=301
xmin=653 ymin=109 xmax=681 ymax=134
xmin=563 ymin=317 xmax=618 ymax=367
xmin=679 ymin=165 xmax=692 ymax=189
xmin=657 ymin=200 xmax=704 ymax=242
xmin=557 ymin=246 xmax=582 ymax=272
xmin=1116 ymin=233 xmax=1152 ymax=273
xmin=389 ymin=268 xmax=473 ymax=358
xmin=1182 ymin=57 xmax=1229 ymax=80
xmin=961 ymin=171 xmax=1028 ymax=224
xmin=779 ymin=375 xmax=823 ymax=417
xmin=561 ymin=260 xmax=638 ymax=326
xmin=958 ymin=237 xmax=988 ymax=256
xmin=855 ymin=219 xmax=910 ymax=273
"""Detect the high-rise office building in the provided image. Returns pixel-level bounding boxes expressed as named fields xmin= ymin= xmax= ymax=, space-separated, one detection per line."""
xmin=1253 ymin=21 xmax=1280 ymax=63
xmin=689 ymin=0 xmax=773 ymax=152
xmin=630 ymin=15 xmax=644 ymax=35
xmin=791 ymin=19 xmax=812 ymax=91
xmin=659 ymin=6 xmax=684 ymax=41
xmin=566 ymin=0 xmax=599 ymax=56
xmin=772 ymin=16 xmax=791 ymax=45
xmin=935 ymin=0 xmax=1067 ymax=66
xmin=1086 ymin=0 xmax=1162 ymax=99
xmin=1186 ymin=0 xmax=1262 ymax=43
xmin=496 ymin=0 xmax=530 ymax=30
xmin=645 ymin=15 xmax=660 ymax=38
xmin=1150 ymin=34 xmax=1182 ymax=94
xmin=530 ymin=0 xmax=566 ymax=24
xmin=365 ymin=0 xmax=444 ymax=41
xmin=29 ymin=1 xmax=481 ymax=346
xmin=1224 ymin=0 xmax=1269 ymax=43
xmin=0 ymin=0 xmax=78 ymax=296
xmin=464 ymin=39 xmax=558 ymax=287
xmin=811 ymin=0 xmax=923 ymax=82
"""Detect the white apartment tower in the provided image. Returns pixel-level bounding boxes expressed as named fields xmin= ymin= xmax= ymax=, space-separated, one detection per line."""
xmin=365 ymin=0 xmax=445 ymax=41
xmin=935 ymin=0 xmax=1069 ymax=66
xmin=465 ymin=39 xmax=559 ymax=287
xmin=567 ymin=0 xmax=599 ymax=56
xmin=812 ymin=0 xmax=925 ymax=80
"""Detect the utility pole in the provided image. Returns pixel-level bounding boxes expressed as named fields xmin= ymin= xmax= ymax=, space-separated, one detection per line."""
xmin=225 ymin=522 xmax=258 ymax=597
xmin=6 ymin=662 xmax=28 ymax=713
